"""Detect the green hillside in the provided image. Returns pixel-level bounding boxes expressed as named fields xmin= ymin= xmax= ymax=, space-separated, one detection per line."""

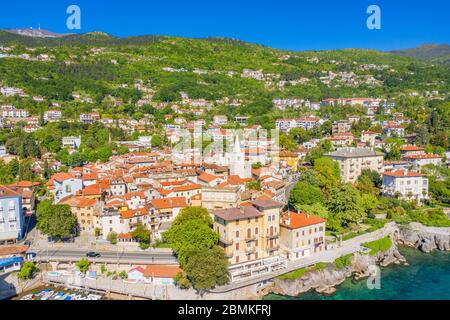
xmin=0 ymin=32 xmax=448 ymax=121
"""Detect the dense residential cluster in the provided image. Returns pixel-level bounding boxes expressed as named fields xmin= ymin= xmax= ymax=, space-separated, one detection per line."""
xmin=0 ymin=34 xmax=449 ymax=291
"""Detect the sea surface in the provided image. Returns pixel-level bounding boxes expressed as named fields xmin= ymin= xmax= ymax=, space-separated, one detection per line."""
xmin=264 ymin=246 xmax=450 ymax=300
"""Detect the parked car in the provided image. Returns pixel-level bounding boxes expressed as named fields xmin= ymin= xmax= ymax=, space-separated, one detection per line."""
xmin=86 ymin=252 xmax=101 ymax=258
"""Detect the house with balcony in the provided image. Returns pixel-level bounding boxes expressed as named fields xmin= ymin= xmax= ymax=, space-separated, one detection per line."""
xmin=279 ymin=211 xmax=326 ymax=261
xmin=382 ymin=170 xmax=429 ymax=203
xmin=213 ymin=198 xmax=283 ymax=265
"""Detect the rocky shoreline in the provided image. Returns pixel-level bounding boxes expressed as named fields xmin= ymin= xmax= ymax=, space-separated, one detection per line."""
xmin=397 ymin=222 xmax=450 ymax=253
xmin=260 ymin=222 xmax=449 ymax=298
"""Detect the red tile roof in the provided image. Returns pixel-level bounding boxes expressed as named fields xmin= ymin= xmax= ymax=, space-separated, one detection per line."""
xmin=143 ymin=265 xmax=181 ymax=278
xmin=280 ymin=211 xmax=326 ymax=229
xmin=383 ymin=170 xmax=423 ymax=178
xmin=400 ymin=145 xmax=425 ymax=151
xmin=0 ymin=186 xmax=21 ymax=197
xmin=151 ymin=197 xmax=187 ymax=209
xmin=404 ymin=154 xmax=442 ymax=159
xmin=198 ymin=172 xmax=220 ymax=183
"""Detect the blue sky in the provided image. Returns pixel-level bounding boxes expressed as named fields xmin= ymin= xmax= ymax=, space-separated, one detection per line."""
xmin=0 ymin=0 xmax=449 ymax=51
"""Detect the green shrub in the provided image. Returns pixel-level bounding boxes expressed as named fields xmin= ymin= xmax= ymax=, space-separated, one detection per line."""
xmin=362 ymin=236 xmax=392 ymax=256
xmin=334 ymin=254 xmax=353 ymax=269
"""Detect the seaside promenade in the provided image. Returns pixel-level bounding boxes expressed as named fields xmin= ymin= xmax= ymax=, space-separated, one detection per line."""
xmin=39 ymin=222 xmax=399 ymax=300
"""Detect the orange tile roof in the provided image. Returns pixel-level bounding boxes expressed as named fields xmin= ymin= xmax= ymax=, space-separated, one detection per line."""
xmin=60 ymin=196 xmax=98 ymax=207
xmin=280 ymin=211 xmax=326 ymax=229
xmin=8 ymin=181 xmax=40 ymax=188
xmin=151 ymin=197 xmax=187 ymax=209
xmin=118 ymin=233 xmax=133 ymax=239
xmin=120 ymin=208 xmax=148 ymax=219
xmin=383 ymin=170 xmax=423 ymax=178
xmin=0 ymin=186 xmax=21 ymax=197
xmin=172 ymin=184 xmax=202 ymax=192
xmin=124 ymin=192 xmax=146 ymax=200
xmin=227 ymin=175 xmax=252 ymax=185
xmin=143 ymin=265 xmax=181 ymax=278
xmin=51 ymin=172 xmax=78 ymax=183
xmin=404 ymin=154 xmax=442 ymax=159
xmin=400 ymin=145 xmax=425 ymax=151
xmin=198 ymin=172 xmax=220 ymax=183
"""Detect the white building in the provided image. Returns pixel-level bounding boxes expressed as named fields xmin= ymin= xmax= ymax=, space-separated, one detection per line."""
xmin=382 ymin=170 xmax=428 ymax=203
xmin=62 ymin=136 xmax=82 ymax=149
xmin=403 ymin=154 xmax=443 ymax=167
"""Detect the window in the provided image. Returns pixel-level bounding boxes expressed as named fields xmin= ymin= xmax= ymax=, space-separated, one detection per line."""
xmin=235 ymin=243 xmax=239 ymax=250
xmin=255 ymin=227 xmax=258 ymax=235
xmin=236 ymin=230 xmax=239 ymax=238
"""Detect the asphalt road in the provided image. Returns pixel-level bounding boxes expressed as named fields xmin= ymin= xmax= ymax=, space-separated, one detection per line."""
xmin=32 ymin=248 xmax=178 ymax=265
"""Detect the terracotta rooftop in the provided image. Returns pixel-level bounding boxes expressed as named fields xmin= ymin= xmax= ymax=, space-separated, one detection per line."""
xmin=248 ymin=198 xmax=284 ymax=209
xmin=151 ymin=197 xmax=187 ymax=209
xmin=383 ymin=170 xmax=423 ymax=178
xmin=280 ymin=211 xmax=326 ymax=229
xmin=213 ymin=206 xmax=263 ymax=221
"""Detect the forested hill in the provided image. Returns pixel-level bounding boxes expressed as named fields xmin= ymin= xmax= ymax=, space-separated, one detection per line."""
xmin=391 ymin=44 xmax=450 ymax=64
xmin=0 ymin=31 xmax=448 ymax=120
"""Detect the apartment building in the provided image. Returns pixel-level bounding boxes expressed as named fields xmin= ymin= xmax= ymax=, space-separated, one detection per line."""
xmin=201 ymin=186 xmax=241 ymax=210
xmin=213 ymin=198 xmax=283 ymax=265
xmin=279 ymin=211 xmax=326 ymax=261
xmin=60 ymin=196 xmax=102 ymax=234
xmin=325 ymin=147 xmax=384 ymax=183
xmin=0 ymin=186 xmax=24 ymax=244
xmin=332 ymin=120 xmax=351 ymax=134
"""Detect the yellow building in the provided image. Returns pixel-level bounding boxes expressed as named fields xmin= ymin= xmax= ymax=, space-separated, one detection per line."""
xmin=60 ymin=196 xmax=102 ymax=234
xmin=213 ymin=198 xmax=283 ymax=265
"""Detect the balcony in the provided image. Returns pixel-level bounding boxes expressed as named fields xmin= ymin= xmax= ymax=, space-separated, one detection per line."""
xmin=245 ymin=236 xmax=257 ymax=242
xmin=266 ymin=233 xmax=279 ymax=239
xmin=219 ymin=237 xmax=233 ymax=246
xmin=267 ymin=245 xmax=280 ymax=252
xmin=245 ymin=247 xmax=256 ymax=254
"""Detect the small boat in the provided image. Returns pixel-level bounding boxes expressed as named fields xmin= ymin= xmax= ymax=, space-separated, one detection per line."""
xmin=41 ymin=290 xmax=54 ymax=300
xmin=20 ymin=294 xmax=33 ymax=300
xmin=52 ymin=292 xmax=65 ymax=300
xmin=63 ymin=296 xmax=72 ymax=301
xmin=34 ymin=288 xmax=51 ymax=297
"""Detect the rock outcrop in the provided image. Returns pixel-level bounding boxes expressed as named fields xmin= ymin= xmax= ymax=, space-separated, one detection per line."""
xmin=265 ymin=241 xmax=406 ymax=298
xmin=398 ymin=223 xmax=450 ymax=253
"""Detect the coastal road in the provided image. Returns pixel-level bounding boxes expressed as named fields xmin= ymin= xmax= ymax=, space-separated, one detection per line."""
xmin=31 ymin=248 xmax=178 ymax=265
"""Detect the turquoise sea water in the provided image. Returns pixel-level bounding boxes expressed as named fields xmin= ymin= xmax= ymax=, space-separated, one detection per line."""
xmin=264 ymin=246 xmax=450 ymax=300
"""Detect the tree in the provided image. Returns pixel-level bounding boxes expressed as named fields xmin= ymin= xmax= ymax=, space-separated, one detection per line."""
xmin=43 ymin=159 xmax=51 ymax=179
xmin=76 ymin=258 xmax=91 ymax=274
xmin=296 ymin=203 xmax=329 ymax=219
xmin=163 ymin=220 xmax=219 ymax=266
xmin=151 ymin=134 xmax=163 ymax=148
xmin=174 ymin=271 xmax=191 ymax=289
xmin=327 ymin=184 xmax=365 ymax=226
xmin=131 ymin=224 xmax=151 ymax=249
xmin=171 ymin=207 xmax=213 ymax=228
xmin=17 ymin=262 xmax=37 ymax=280
xmin=184 ymin=246 xmax=229 ymax=292
xmin=313 ymin=157 xmax=340 ymax=191
xmin=163 ymin=207 xmax=219 ymax=266
xmin=305 ymin=140 xmax=333 ymax=165
xmin=289 ymin=181 xmax=324 ymax=207
xmin=358 ymin=169 xmax=382 ymax=188
xmin=107 ymin=231 xmax=118 ymax=244
xmin=36 ymin=200 xmax=77 ymax=238
xmin=289 ymin=128 xmax=311 ymax=144
xmin=246 ymin=180 xmax=261 ymax=191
